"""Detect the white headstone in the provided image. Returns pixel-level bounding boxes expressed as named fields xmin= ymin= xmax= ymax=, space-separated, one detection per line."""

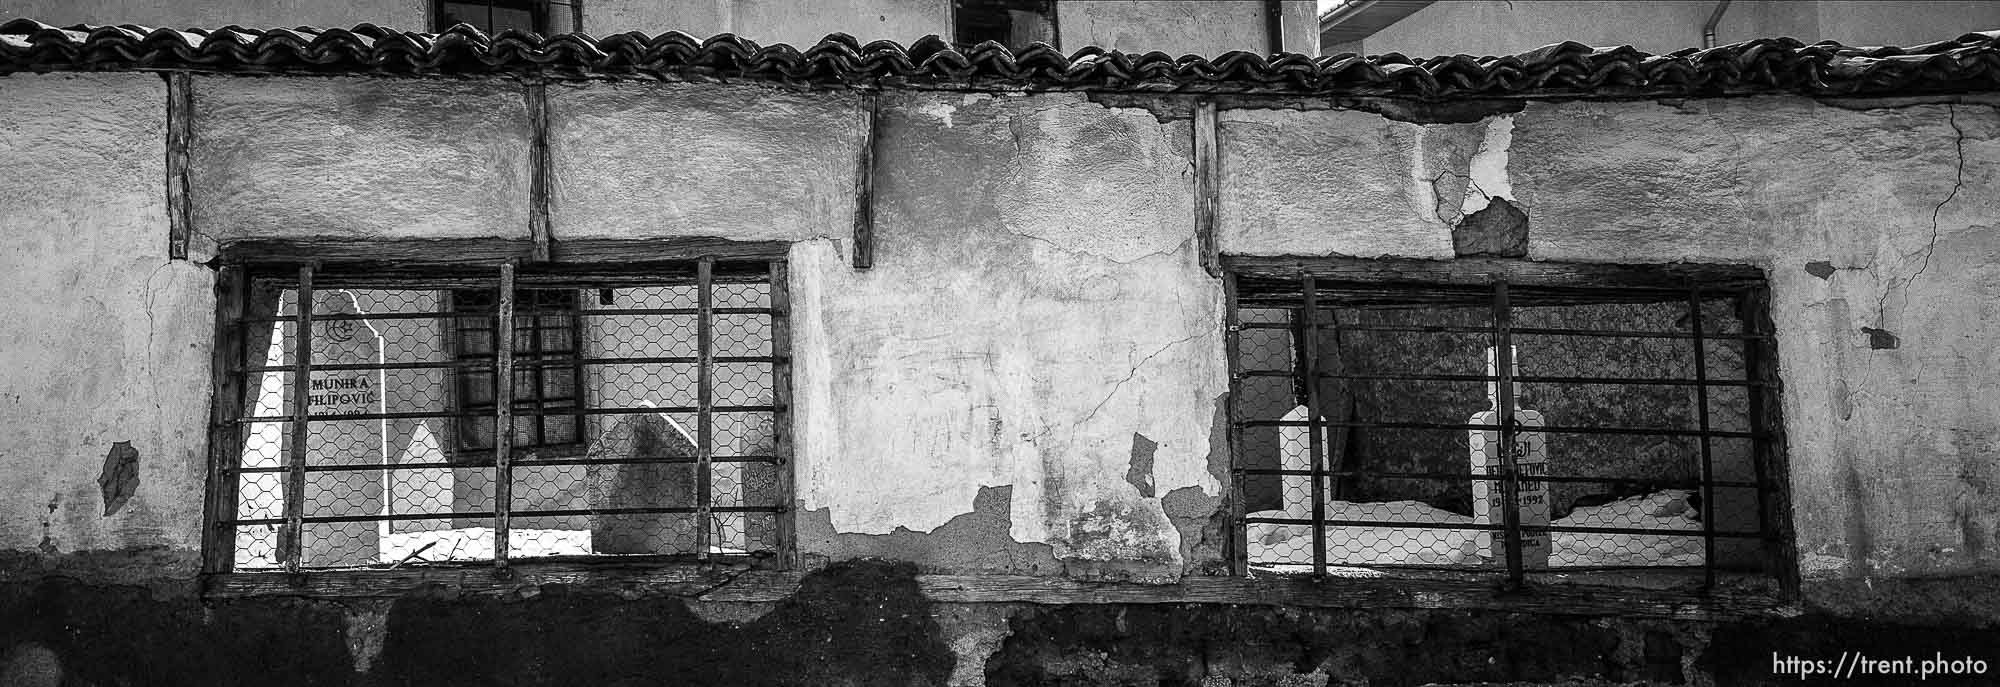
xmin=1466 ymin=345 xmax=1549 ymax=568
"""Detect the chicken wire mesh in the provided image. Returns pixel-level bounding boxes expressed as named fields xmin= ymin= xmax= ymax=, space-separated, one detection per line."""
xmin=219 ymin=262 xmax=786 ymax=571
xmin=1231 ymin=275 xmax=1780 ymax=582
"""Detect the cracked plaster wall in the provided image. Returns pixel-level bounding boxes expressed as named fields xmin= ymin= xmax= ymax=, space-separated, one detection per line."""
xmin=790 ymin=91 xmax=1226 ymax=581
xmin=5 ymin=71 xmax=1998 ymax=599
xmin=0 ymin=73 xmax=214 ymax=580
xmin=1223 ymin=95 xmax=2000 ymax=585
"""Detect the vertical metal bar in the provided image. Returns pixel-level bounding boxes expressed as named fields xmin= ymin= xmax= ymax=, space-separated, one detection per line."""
xmin=494 ymin=263 xmax=517 ymax=574
xmin=1740 ymin=290 xmax=1774 ymax=574
xmin=570 ymin=294 xmax=588 ymax=449
xmin=768 ymin=261 xmax=797 ymax=568
xmin=696 ymin=257 xmax=716 ymax=559
xmin=283 ymin=265 xmax=315 ymax=574
xmin=1301 ymin=275 xmax=1327 ymax=578
xmin=1492 ymin=279 xmax=1523 ymax=586
xmin=1689 ymin=287 xmax=1717 ymax=588
xmin=1223 ymin=270 xmax=1248 ymax=576
xmin=203 ymin=266 xmax=249 ymax=574
xmin=530 ymin=293 xmax=547 ymax=446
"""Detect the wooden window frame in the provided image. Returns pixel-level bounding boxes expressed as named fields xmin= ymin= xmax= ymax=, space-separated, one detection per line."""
xmin=1221 ymin=255 xmax=1800 ymax=603
xmin=201 ymin=238 xmax=796 ymax=597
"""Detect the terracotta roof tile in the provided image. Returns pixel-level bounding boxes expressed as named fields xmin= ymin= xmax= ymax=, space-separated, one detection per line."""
xmin=2 ymin=19 xmax=1996 ymax=99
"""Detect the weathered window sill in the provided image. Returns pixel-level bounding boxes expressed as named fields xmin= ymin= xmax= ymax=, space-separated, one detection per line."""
xmin=204 ymin=563 xmax=1795 ymax=621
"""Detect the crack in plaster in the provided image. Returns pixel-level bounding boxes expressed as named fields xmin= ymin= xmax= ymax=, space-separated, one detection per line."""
xmin=1872 ymin=103 xmax=1968 ymax=337
xmin=1055 ymin=333 xmax=1205 ymax=436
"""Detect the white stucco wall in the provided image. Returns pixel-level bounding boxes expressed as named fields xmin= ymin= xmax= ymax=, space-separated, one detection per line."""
xmin=0 ymin=0 xmax=428 ymax=30
xmin=1353 ymin=0 xmax=2000 ymax=58
xmin=0 ymin=73 xmax=214 ymax=576
xmin=1061 ymin=0 xmax=1316 ymax=55
xmin=190 ymin=75 xmax=535 ymax=249
xmin=1222 ymin=94 xmax=2000 ymax=580
xmin=1 ymin=66 xmax=1996 ymax=595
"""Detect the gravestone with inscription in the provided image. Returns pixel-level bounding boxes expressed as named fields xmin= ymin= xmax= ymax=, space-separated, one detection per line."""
xmin=300 ymin=290 xmax=389 ymax=567
xmin=1466 ymin=346 xmax=1550 ymax=567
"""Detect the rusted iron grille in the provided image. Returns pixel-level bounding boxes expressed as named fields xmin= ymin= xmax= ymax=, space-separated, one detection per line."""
xmin=1226 ymin=270 xmax=1783 ymax=586
xmin=214 ymin=258 xmax=788 ymax=572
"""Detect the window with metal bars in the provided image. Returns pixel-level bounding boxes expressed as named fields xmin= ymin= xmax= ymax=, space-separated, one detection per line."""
xmin=207 ymin=257 xmax=791 ymax=573
xmin=449 ymin=288 xmax=583 ymax=455
xmin=434 ymin=0 xmax=582 ymax=34
xmin=953 ymin=0 xmax=1059 ymax=51
xmin=1224 ymin=257 xmax=1790 ymax=588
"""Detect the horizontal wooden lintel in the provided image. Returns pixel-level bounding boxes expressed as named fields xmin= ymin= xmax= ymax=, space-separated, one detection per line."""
xmin=1225 ymin=255 xmax=1767 ymax=291
xmin=201 ymin=565 xmax=1795 ymax=620
xmin=215 ymin=237 xmax=791 ymax=267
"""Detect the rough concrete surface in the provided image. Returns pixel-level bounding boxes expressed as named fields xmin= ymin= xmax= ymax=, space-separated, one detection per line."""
xmin=0 ymin=73 xmax=213 ymax=577
xmin=548 ymin=81 xmax=866 ymax=243
xmin=191 ymin=75 xmax=534 ymax=244
xmin=789 ymin=91 xmax=1224 ymax=581
xmin=1217 ymin=107 xmax=1474 ymax=258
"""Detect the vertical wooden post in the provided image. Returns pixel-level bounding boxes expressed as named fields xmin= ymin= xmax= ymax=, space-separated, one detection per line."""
xmin=1223 ymin=270 xmax=1249 ymax=576
xmin=1301 ymin=275 xmax=1327 ymax=578
xmin=203 ymin=266 xmax=248 ymax=573
xmin=494 ymin=263 xmax=517 ymax=574
xmin=166 ymin=72 xmax=194 ymax=261
xmin=1194 ymin=99 xmax=1221 ymax=278
xmin=526 ymin=81 xmax=553 ymax=262
xmin=283 ymin=265 xmax=314 ymax=574
xmin=695 ymin=258 xmax=716 ymax=559
xmin=768 ymin=260 xmax=796 ymax=568
xmin=853 ymin=94 xmax=878 ymax=269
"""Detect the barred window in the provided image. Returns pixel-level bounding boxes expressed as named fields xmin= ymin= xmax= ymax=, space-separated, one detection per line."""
xmin=435 ymin=0 xmax=582 ymax=34
xmin=210 ymin=256 xmax=790 ymax=573
xmin=1225 ymin=258 xmax=1788 ymax=587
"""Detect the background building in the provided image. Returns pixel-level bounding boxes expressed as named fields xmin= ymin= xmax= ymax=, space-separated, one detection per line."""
xmin=0 ymin=0 xmax=1320 ymax=54
xmin=1322 ymin=0 xmax=2000 ymax=56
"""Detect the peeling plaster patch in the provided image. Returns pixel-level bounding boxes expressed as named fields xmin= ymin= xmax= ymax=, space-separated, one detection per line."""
xmin=1459 ymin=115 xmax=1516 ymax=217
xmin=795 ymin=486 xmax=1062 ymax=575
xmin=342 ymin=601 xmax=391 ymax=674
xmin=98 ymin=441 xmax=139 ymax=516
xmin=1861 ymin=327 xmax=1901 ymax=350
xmin=1805 ymin=261 xmax=1838 ymax=279
xmin=1161 ymin=485 xmax=1228 ymax=574
xmin=917 ymin=100 xmax=959 ymax=127
xmin=1125 ymin=433 xmax=1157 ymax=498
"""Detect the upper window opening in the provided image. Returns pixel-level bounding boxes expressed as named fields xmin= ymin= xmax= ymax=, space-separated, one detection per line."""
xmin=215 ymin=258 xmax=787 ymax=572
xmin=954 ymin=0 xmax=1059 ymax=51
xmin=435 ymin=0 xmax=582 ymax=35
xmin=1225 ymin=258 xmax=1787 ymax=587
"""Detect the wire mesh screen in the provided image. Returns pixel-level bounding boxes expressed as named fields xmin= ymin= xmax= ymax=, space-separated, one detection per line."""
xmin=219 ymin=259 xmax=787 ymax=571
xmin=1229 ymin=271 xmax=1781 ymax=584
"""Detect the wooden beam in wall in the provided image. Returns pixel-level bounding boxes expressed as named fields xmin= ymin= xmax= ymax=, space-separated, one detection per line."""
xmin=526 ymin=80 xmax=553 ymax=262
xmin=166 ymin=72 xmax=194 ymax=261
xmin=1194 ymin=98 xmax=1221 ymax=278
xmin=852 ymin=93 xmax=879 ymax=270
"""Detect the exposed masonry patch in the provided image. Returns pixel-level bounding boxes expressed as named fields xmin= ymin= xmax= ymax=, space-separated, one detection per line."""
xmin=1125 ymin=433 xmax=1158 ymax=498
xmin=1806 ymin=261 xmax=1838 ymax=279
xmin=795 ymin=486 xmax=1062 ymax=575
xmin=97 ymin=442 xmax=139 ymax=517
xmin=1861 ymin=327 xmax=1901 ymax=350
xmin=1452 ymin=197 xmax=1529 ymax=258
